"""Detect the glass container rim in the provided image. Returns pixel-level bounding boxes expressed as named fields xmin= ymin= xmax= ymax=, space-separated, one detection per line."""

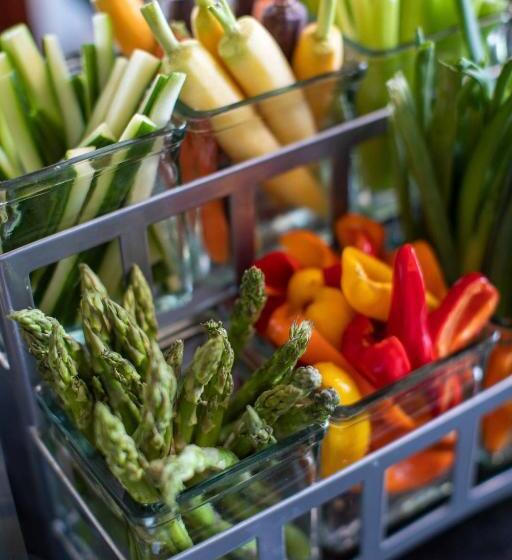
xmin=332 ymin=331 xmax=499 ymax=420
xmin=343 ymin=10 xmax=510 ymax=57
xmin=175 ymin=61 xmax=367 ymax=120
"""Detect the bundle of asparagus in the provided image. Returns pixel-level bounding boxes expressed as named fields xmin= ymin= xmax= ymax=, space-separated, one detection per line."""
xmin=12 ymin=265 xmax=337 ymax=556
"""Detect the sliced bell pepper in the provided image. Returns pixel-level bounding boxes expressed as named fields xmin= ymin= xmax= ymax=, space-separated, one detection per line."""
xmin=305 ymin=287 xmax=354 ymax=347
xmin=280 ymin=230 xmax=338 ymax=268
xmin=255 ymin=294 xmax=286 ymax=336
xmin=387 ymin=244 xmax=434 ymax=370
xmin=412 ymin=240 xmax=448 ymax=301
xmin=341 ymin=315 xmax=412 ymax=389
xmin=335 ymin=213 xmax=385 ymax=256
xmin=428 ymin=272 xmax=499 ymax=358
xmin=322 ymin=262 xmax=342 ymax=288
xmin=254 ymin=251 xmax=301 ymax=293
xmin=287 ymin=268 xmax=325 ymax=310
xmin=342 ymin=247 xmax=439 ymax=322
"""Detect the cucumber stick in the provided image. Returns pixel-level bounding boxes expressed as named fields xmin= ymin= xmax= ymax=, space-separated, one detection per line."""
xmin=0 ymin=72 xmax=43 ymax=173
xmin=79 ymin=123 xmax=116 ymax=149
xmin=104 ymin=50 xmax=160 ymax=137
xmin=0 ymin=146 xmax=18 ymax=180
xmin=0 ymin=110 xmax=21 ymax=177
xmin=38 ymin=115 xmax=159 ymax=319
xmin=44 ymin=35 xmax=85 ymax=148
xmin=93 ymin=13 xmax=115 ymax=91
xmin=0 ymin=24 xmax=62 ymax=131
xmin=144 ymin=72 xmax=186 ymax=128
xmin=82 ymin=44 xmax=100 ymax=119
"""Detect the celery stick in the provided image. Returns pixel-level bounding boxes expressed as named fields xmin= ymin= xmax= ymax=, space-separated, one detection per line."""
xmin=425 ymin=0 xmax=459 ymax=34
xmin=399 ymin=0 xmax=427 ymax=44
xmin=93 ymin=13 xmax=115 ymax=91
xmin=0 ymin=72 xmax=43 ymax=173
xmin=104 ymin=50 xmax=160 ymax=138
xmin=79 ymin=123 xmax=116 ymax=148
xmin=44 ymin=35 xmax=85 ymax=148
xmin=82 ymin=44 xmax=100 ymax=119
xmin=350 ymin=0 xmax=400 ymax=49
xmin=84 ymin=57 xmax=128 ymax=137
xmin=335 ymin=0 xmax=356 ymax=38
xmin=0 ymin=24 xmax=62 ymax=131
xmin=388 ymin=73 xmax=458 ymax=282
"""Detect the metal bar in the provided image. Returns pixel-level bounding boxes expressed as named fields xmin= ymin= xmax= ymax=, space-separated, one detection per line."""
xmin=30 ymin=428 xmax=126 ymax=560
xmin=452 ymin=415 xmax=480 ymax=507
xmin=230 ymin=187 xmax=256 ymax=283
xmin=257 ymin=525 xmax=285 ymax=560
xmin=330 ymin=147 xmax=351 ymax=233
xmin=0 ymin=110 xmax=388 ymax=277
xmin=118 ymin=219 xmax=153 ymax=287
xmin=360 ymin=467 xmax=385 ymax=559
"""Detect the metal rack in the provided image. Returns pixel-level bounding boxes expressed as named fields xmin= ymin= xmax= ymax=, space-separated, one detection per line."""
xmin=1 ymin=108 xmax=512 ymax=560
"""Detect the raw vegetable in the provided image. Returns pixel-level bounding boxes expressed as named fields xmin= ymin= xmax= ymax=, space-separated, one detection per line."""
xmin=261 ymin=0 xmax=307 ymax=61
xmin=142 ymin=0 xmax=327 ymax=214
xmin=191 ymin=0 xmax=225 ymax=61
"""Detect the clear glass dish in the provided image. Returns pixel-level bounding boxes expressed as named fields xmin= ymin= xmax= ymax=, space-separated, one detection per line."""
xmin=318 ymin=333 xmax=497 ymax=556
xmin=37 ymin=381 xmax=324 ymax=560
xmin=0 ymin=124 xmax=195 ymax=326
xmin=344 ymin=11 xmax=512 ymax=219
xmin=479 ymin=318 xmax=512 ymax=479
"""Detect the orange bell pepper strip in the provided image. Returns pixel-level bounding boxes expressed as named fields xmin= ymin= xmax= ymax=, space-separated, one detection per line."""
xmin=287 ymin=268 xmax=325 ymax=309
xmin=412 ymin=241 xmax=449 ymax=301
xmin=482 ymin=334 xmax=512 ymax=454
xmin=342 ymin=247 xmax=439 ymax=322
xmin=386 ymin=447 xmax=454 ymax=495
xmin=335 ymin=213 xmax=385 ymax=257
xmin=305 ymin=287 xmax=354 ymax=347
xmin=280 ymin=230 xmax=338 ymax=268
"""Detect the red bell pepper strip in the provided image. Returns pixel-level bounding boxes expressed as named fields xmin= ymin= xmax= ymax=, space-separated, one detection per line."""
xmin=387 ymin=244 xmax=434 ymax=370
xmin=322 ymin=262 xmax=342 ymax=288
xmin=428 ymin=272 xmax=499 ymax=358
xmin=335 ymin=213 xmax=385 ymax=257
xmin=341 ymin=315 xmax=412 ymax=389
xmin=254 ymin=251 xmax=301 ymax=293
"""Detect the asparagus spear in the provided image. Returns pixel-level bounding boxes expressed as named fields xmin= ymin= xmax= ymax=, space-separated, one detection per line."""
xmin=227 ymin=266 xmax=267 ymax=357
xmin=274 ymin=388 xmax=339 ymax=440
xmin=194 ymin=321 xmax=234 ymax=448
xmin=174 ymin=334 xmax=225 ymax=451
xmin=254 ymin=366 xmax=322 ymax=426
xmin=223 ymin=406 xmax=276 ymax=459
xmin=48 ymin=323 xmax=94 ymax=432
xmin=123 ymin=264 xmax=158 ymax=339
xmin=10 ymin=309 xmax=87 ymax=377
xmin=226 ymin=321 xmax=312 ymax=422
xmin=164 ymin=339 xmax=184 ymax=379
xmin=83 ymin=320 xmax=141 ymax=434
xmin=133 ymin=341 xmax=177 ymax=460
xmin=149 ymin=445 xmax=238 ymax=511
xmin=94 ymin=402 xmax=159 ymax=504
xmin=79 ymin=262 xmax=108 ymax=296
xmin=102 ymin=349 xmax=144 ymax=405
xmin=105 ymin=299 xmax=152 ymax=378
xmin=80 ymin=291 xmax=112 ymax=347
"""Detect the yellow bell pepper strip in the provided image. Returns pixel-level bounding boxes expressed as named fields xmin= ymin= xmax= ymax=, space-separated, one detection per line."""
xmin=341 ymin=314 xmax=412 ymax=389
xmin=387 ymin=244 xmax=434 ymax=370
xmin=304 ymin=287 xmax=354 ymax=347
xmin=428 ymin=272 xmax=499 ymax=358
xmin=341 ymin=247 xmax=439 ymax=322
xmin=482 ymin=333 xmax=512 ymax=454
xmin=280 ymin=230 xmax=338 ymax=269
xmin=317 ymin=362 xmax=371 ymax=475
xmin=412 ymin=240 xmax=449 ymax=301
xmin=287 ymin=268 xmax=325 ymax=310
xmin=335 ymin=213 xmax=385 ymax=257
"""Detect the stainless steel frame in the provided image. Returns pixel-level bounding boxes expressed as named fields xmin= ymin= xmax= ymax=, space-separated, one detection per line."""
xmin=1 ymin=108 xmax=511 ymax=559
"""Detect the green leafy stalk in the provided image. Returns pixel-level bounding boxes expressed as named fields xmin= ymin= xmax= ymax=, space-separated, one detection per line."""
xmin=133 ymin=341 xmax=177 ymax=460
xmin=387 ymin=72 xmax=459 ymax=282
xmin=174 ymin=335 xmax=225 ymax=450
xmin=274 ymin=388 xmax=339 ymax=440
xmin=194 ymin=321 xmax=235 ymax=448
xmin=149 ymin=445 xmax=238 ymax=511
xmin=48 ymin=323 xmax=94 ymax=432
xmin=227 ymin=266 xmax=267 ymax=358
xmin=414 ymin=37 xmax=435 ymax=131
xmin=225 ymin=321 xmax=312 ymax=422
xmin=223 ymin=406 xmax=276 ymax=459
xmin=123 ymin=264 xmax=158 ymax=339
xmin=94 ymin=402 xmax=159 ymax=504
xmin=105 ymin=299 xmax=152 ymax=378
xmin=456 ymin=0 xmax=486 ymax=64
